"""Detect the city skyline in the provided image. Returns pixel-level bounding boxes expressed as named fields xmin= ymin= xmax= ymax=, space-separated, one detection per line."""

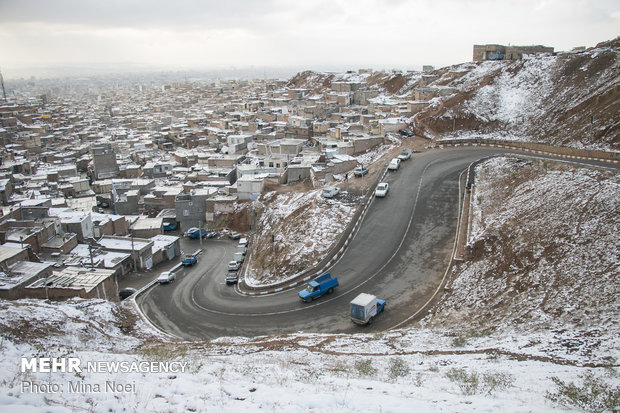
xmin=1 ymin=0 xmax=619 ymax=78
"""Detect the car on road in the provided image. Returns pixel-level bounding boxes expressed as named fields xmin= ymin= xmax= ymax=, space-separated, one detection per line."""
xmin=205 ymin=231 xmax=217 ymax=239
xmin=228 ymin=260 xmax=241 ymax=271
xmin=182 ymin=254 xmax=198 ymax=266
xmin=118 ymin=287 xmax=137 ymax=300
xmin=157 ymin=271 xmax=176 ymax=284
xmin=185 ymin=228 xmax=207 ymax=239
xmin=375 ymin=182 xmax=389 ymax=197
xmin=398 ymin=148 xmax=412 ymax=161
xmin=350 ymin=293 xmax=386 ymax=325
xmin=388 ymin=158 xmax=401 ymax=170
xmin=353 ymin=165 xmax=369 ymax=177
xmin=226 ymin=271 xmax=239 ymax=285
xmin=322 ymin=186 xmax=340 ymax=199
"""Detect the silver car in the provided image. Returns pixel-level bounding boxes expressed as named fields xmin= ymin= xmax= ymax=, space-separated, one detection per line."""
xmin=157 ymin=271 xmax=176 ymax=284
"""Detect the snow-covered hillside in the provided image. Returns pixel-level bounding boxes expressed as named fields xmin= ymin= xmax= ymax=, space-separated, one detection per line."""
xmin=1 ymin=296 xmax=618 ymax=412
xmin=421 ymin=157 xmax=619 ymax=364
xmin=428 ymin=46 xmax=620 ymax=151
xmin=243 ymin=189 xmax=357 ymax=286
xmin=288 ymin=38 xmax=620 ymax=152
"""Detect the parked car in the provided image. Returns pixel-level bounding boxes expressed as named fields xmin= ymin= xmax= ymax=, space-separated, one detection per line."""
xmin=226 ymin=271 xmax=239 ymax=285
xmin=205 ymin=231 xmax=218 ymax=239
xmin=182 ymin=254 xmax=198 ymax=266
xmin=322 ymin=186 xmax=340 ymax=199
xmin=233 ymin=252 xmax=245 ymax=263
xmin=228 ymin=260 xmax=241 ymax=271
xmin=228 ymin=231 xmax=242 ymax=240
xmin=163 ymin=222 xmax=177 ymax=231
xmin=236 ymin=245 xmax=247 ymax=256
xmin=118 ymin=287 xmax=137 ymax=300
xmin=157 ymin=271 xmax=176 ymax=284
xmin=399 ymin=128 xmax=414 ymax=137
xmin=353 ymin=166 xmax=369 ymax=177
xmin=185 ymin=228 xmax=207 ymax=239
xmin=388 ymin=158 xmax=401 ymax=170
xmin=375 ymin=182 xmax=389 ymax=197
xmin=398 ymin=148 xmax=412 ymax=161
xmin=238 ymin=238 xmax=248 ymax=247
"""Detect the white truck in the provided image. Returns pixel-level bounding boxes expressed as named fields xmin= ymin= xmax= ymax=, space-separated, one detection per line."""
xmin=350 ymin=293 xmax=386 ymax=325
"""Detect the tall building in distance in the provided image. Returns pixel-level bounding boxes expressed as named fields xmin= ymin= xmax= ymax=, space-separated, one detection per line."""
xmin=90 ymin=143 xmax=119 ymax=180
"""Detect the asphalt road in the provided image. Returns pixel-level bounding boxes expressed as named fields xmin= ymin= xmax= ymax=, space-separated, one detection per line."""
xmin=137 ymin=147 xmax=616 ymax=340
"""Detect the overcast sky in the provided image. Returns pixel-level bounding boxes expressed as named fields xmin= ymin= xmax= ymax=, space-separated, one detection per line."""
xmin=0 ymin=0 xmax=618 ymax=78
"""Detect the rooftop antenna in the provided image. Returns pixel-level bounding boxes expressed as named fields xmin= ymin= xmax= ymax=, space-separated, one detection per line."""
xmin=0 ymin=68 xmax=6 ymax=102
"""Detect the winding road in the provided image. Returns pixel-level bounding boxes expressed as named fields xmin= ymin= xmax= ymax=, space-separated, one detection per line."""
xmin=137 ymin=147 xmax=615 ymax=340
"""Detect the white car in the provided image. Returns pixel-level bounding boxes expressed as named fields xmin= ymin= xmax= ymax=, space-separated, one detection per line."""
xmin=322 ymin=187 xmax=340 ymax=198
xmin=388 ymin=158 xmax=401 ymax=170
xmin=398 ymin=149 xmax=412 ymax=161
xmin=157 ymin=271 xmax=176 ymax=284
xmin=228 ymin=260 xmax=241 ymax=271
xmin=375 ymin=182 xmax=389 ymax=197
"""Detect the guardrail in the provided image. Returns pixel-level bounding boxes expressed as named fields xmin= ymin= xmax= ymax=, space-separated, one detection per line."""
xmin=436 ymin=138 xmax=620 ymax=164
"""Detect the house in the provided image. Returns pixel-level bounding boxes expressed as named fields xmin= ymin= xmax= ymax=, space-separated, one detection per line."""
xmin=130 ymin=217 xmax=163 ymax=238
xmin=66 ymin=243 xmax=132 ymax=276
xmin=24 ymin=267 xmax=117 ymax=300
xmin=48 ymin=209 xmax=94 ymax=242
xmin=97 ymin=235 xmax=154 ymax=271
xmin=91 ymin=143 xmax=119 ymax=180
xmin=236 ymin=176 xmax=266 ymax=201
xmin=0 ymin=261 xmax=53 ymax=300
xmin=0 ymin=244 xmax=31 ymax=269
xmin=0 ymin=179 xmax=13 ymax=205
xmin=150 ymin=234 xmax=181 ymax=265
xmin=174 ymin=188 xmax=217 ymax=231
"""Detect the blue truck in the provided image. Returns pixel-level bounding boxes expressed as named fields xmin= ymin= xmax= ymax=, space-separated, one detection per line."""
xmin=350 ymin=293 xmax=386 ymax=325
xmin=298 ymin=273 xmax=339 ymax=302
xmin=181 ymin=254 xmax=198 ymax=266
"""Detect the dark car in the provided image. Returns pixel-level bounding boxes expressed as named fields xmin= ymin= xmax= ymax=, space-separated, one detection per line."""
xmin=399 ymin=128 xmax=414 ymax=137
xmin=119 ymin=288 xmax=137 ymax=300
xmin=226 ymin=271 xmax=239 ymax=285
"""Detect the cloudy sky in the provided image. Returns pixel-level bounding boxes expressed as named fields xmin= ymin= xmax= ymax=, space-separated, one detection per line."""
xmin=0 ymin=0 xmax=618 ymax=78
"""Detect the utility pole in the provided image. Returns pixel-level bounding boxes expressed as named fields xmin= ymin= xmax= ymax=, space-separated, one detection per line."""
xmin=0 ymin=68 xmax=6 ymax=102
xmin=361 ymin=165 xmax=365 ymax=199
xmin=88 ymin=242 xmax=95 ymax=268
xmin=272 ymin=233 xmax=276 ymax=276
xmin=131 ymin=233 xmax=137 ymax=272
